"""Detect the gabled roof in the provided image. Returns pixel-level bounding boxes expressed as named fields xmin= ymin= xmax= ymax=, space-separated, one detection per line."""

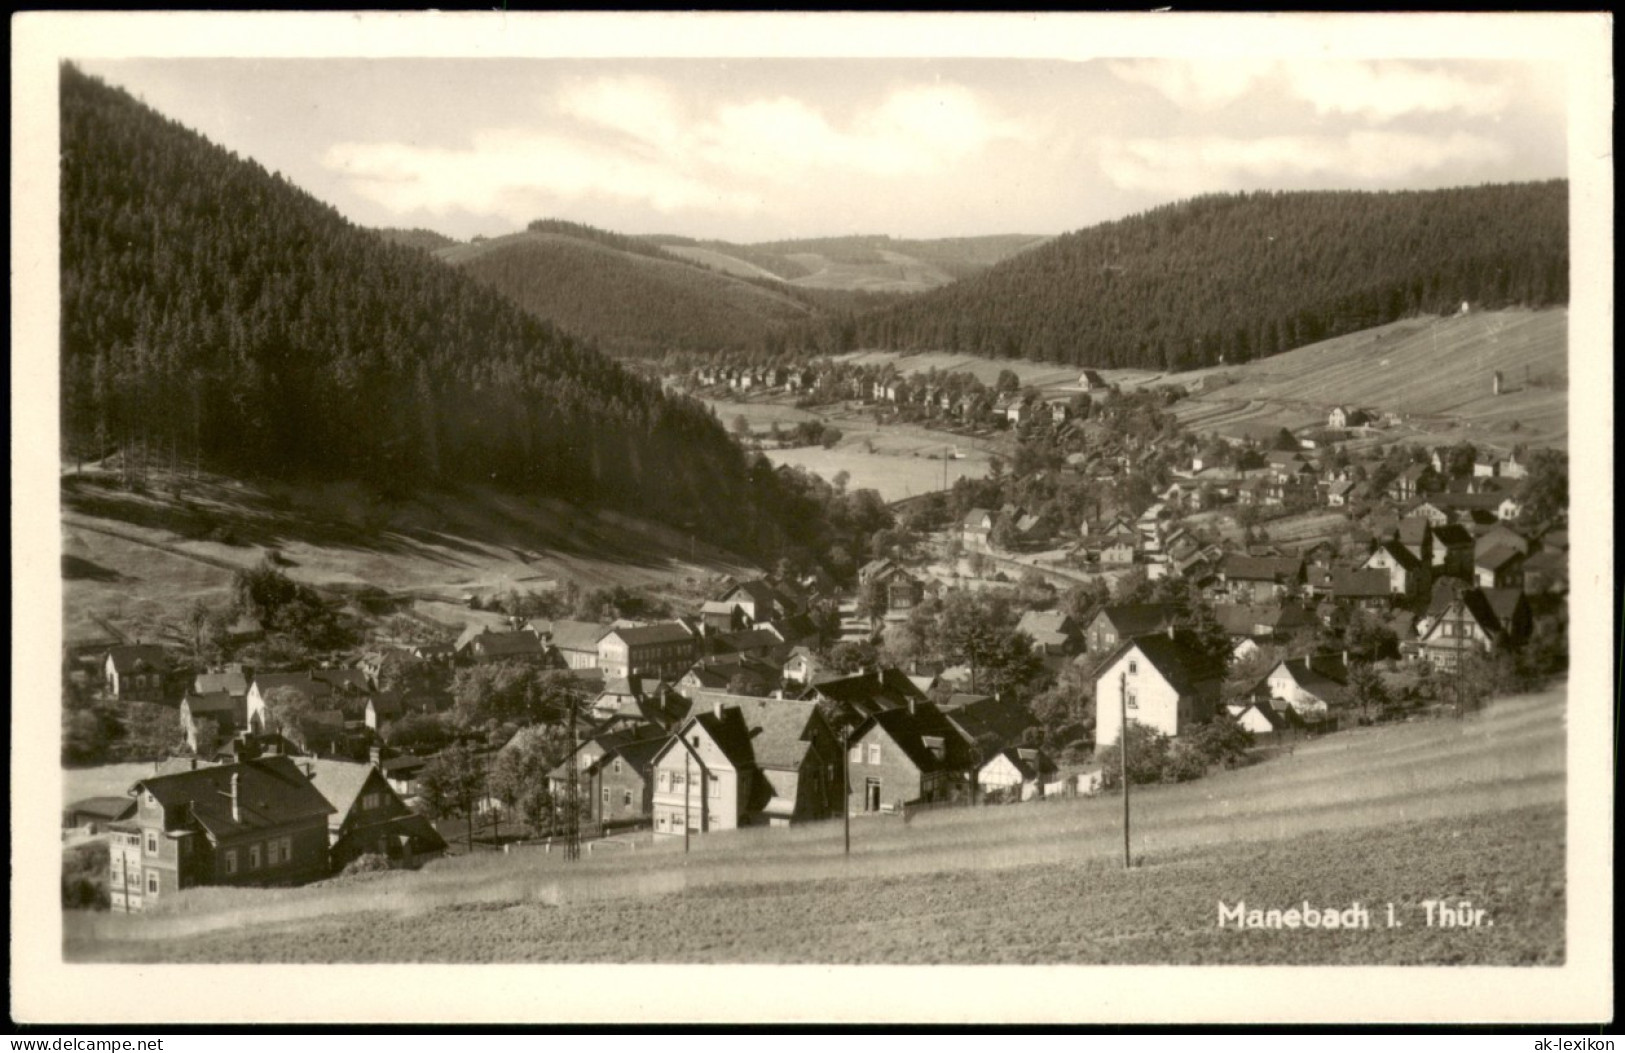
xmin=962 ymin=507 xmax=994 ymax=529
xmin=250 ymin=671 xmax=334 ymax=700
xmin=105 ymin=644 xmax=169 ymax=674
xmin=311 ymin=667 xmax=372 ymax=693
xmin=1092 ymin=603 xmax=1180 ymax=637
xmin=1431 ymin=523 xmax=1474 ymax=547
xmin=133 ymin=756 xmax=335 ymax=842
xmin=984 ymin=746 xmax=1055 ymax=781
xmin=857 ymin=703 xmax=969 ymax=774
xmin=1102 ymin=630 xmax=1226 ymax=695
xmin=604 ymin=622 xmax=695 ymax=648
xmin=801 ymin=667 xmax=927 ymax=717
xmin=66 ymin=796 xmax=137 ymax=822
xmin=1480 ymin=588 xmax=1527 ymax=628
xmin=182 ymin=691 xmax=243 ymax=725
xmin=1211 ymin=602 xmax=1312 ymax=637
xmin=712 ymin=628 xmax=786 ymax=655
xmin=941 ymin=695 xmax=1034 ymax=754
xmin=547 ymin=620 xmax=612 ymax=653
xmin=720 ymin=579 xmax=783 ymax=610
xmin=1015 ymin=610 xmax=1075 ymax=647
xmin=303 ymin=759 xmax=379 ymax=823
xmin=1476 ymin=545 xmax=1525 ymax=571
xmin=1371 ymin=539 xmax=1422 ymax=572
xmin=465 ymin=629 xmax=545 ymax=657
xmin=1259 ymin=653 xmax=1349 ymax=702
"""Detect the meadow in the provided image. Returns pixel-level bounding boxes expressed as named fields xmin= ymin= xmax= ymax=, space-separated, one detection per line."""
xmin=65 ymin=684 xmax=1565 ymax=965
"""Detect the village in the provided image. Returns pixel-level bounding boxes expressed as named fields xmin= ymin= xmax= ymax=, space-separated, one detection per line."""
xmin=61 ymin=353 xmax=1569 ymax=917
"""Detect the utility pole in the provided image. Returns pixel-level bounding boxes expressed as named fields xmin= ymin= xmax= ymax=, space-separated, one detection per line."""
xmin=564 ymin=693 xmax=580 ymax=861
xmin=683 ymin=744 xmax=691 ymax=856
xmin=1120 ymin=670 xmax=1131 ymax=870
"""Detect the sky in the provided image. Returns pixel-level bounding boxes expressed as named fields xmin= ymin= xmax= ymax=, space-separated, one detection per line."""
xmin=74 ymin=48 xmax=1568 ymax=244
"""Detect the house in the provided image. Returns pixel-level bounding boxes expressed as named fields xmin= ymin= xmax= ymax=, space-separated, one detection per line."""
xmin=1419 ymin=588 xmax=1530 ymax=672
xmin=1084 ymin=604 xmax=1180 ymax=654
xmin=1498 ymin=453 xmax=1530 ymax=480
xmin=1251 ymin=653 xmax=1351 ymax=725
xmin=458 ymin=628 xmax=547 ymax=665
xmin=1221 ymin=555 xmax=1305 ymax=603
xmin=995 ymin=394 xmax=1026 ymax=424
xmin=245 ymin=672 xmax=335 ymax=734
xmin=649 ymin=696 xmax=842 ymax=836
xmin=1012 ymin=512 xmax=1055 ymax=548
xmin=63 ymin=796 xmax=136 ymax=834
xmin=1330 ymin=569 xmax=1395 ymax=611
xmin=859 ymin=559 xmax=925 ymax=619
xmin=1212 ymin=602 xmax=1314 ymax=658
xmin=1475 ymin=523 xmax=1531 ymax=560
xmin=1077 ymin=370 xmax=1107 ymax=391
xmin=103 ymin=644 xmax=171 ymax=702
xmin=179 ymin=690 xmax=247 ymax=752
xmin=546 ymin=620 xmax=611 ymax=670
xmin=698 ymin=601 xmax=748 ymax=635
xmin=1226 ymin=699 xmax=1299 ymax=740
xmin=378 ymin=753 xmax=430 ymax=800
xmin=1429 ymin=523 xmax=1476 ymax=580
xmin=1474 ymin=546 xmax=1526 ymax=589
xmin=1521 ymin=550 xmax=1568 ymax=596
xmin=597 ymin=622 xmax=698 ymax=681
xmin=363 ymin=689 xmax=447 ymax=732
xmin=977 ymin=747 xmax=1056 ymax=801
xmin=1092 ymin=629 xmax=1225 ymax=743
xmin=1386 ymin=464 xmax=1436 ymax=502
xmin=941 ymin=694 xmax=1038 ymax=762
xmin=108 ymin=756 xmax=335 ymax=912
xmin=676 ymin=657 xmax=779 ymax=699
xmin=1362 ymin=540 xmax=1427 ymax=598
xmin=1015 ymin=610 xmax=1080 ymax=656
xmin=718 ymin=579 xmax=798 ymax=626
xmin=1497 ymin=496 xmax=1523 ymax=521
xmin=847 ymin=699 xmax=977 ymax=813
xmin=1097 ymin=536 xmax=1139 ymax=566
xmin=1327 ymin=406 xmax=1370 ymax=430
xmin=782 ymin=646 xmax=832 ymax=689
xmin=960 ymin=508 xmax=995 ymax=550
xmin=709 ymin=627 xmax=790 ymax=663
xmin=545 ymin=724 xmax=672 ymax=830
xmin=308 ymin=758 xmax=446 ymax=871
xmin=1326 ymin=480 xmax=1355 ymax=507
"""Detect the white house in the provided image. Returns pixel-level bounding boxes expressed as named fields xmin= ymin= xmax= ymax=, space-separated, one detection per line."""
xmin=1092 ymin=629 xmax=1224 ymax=744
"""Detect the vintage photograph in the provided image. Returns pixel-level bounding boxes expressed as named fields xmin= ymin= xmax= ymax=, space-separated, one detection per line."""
xmin=13 ymin=11 xmax=1613 ymax=1025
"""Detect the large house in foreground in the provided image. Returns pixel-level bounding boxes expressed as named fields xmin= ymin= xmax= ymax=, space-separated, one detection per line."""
xmin=109 ymin=756 xmax=334 ymax=912
xmin=1092 ymin=629 xmax=1224 ymax=744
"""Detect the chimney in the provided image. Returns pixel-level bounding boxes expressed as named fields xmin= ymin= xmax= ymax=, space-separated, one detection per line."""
xmin=189 ymin=757 xmax=198 ymax=771
xmin=713 ymin=701 xmax=723 ymax=721
xmin=230 ymin=773 xmax=241 ymax=823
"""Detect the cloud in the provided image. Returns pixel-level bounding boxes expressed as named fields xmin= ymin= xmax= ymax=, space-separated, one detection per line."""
xmin=322 ymin=76 xmax=1033 ymax=225
xmin=1098 ymin=130 xmax=1514 ymax=197
xmin=1109 ymin=59 xmax=1516 ymax=123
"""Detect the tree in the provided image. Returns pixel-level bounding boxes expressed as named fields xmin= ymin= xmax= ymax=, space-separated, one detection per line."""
xmin=1346 ymin=661 xmax=1392 ymax=723
xmin=1270 ymin=428 xmax=1300 ymax=452
xmin=1095 ymin=721 xmax=1172 ymax=788
xmin=1187 ymin=709 xmax=1254 ymax=768
xmin=995 ymin=369 xmax=1020 ymax=393
xmin=63 ymin=706 xmax=120 ymax=766
xmin=1443 ymin=441 xmax=1478 ymax=478
xmin=261 ymin=685 xmax=323 ymax=752
xmin=183 ymin=599 xmax=229 ymax=665
xmin=385 ymin=712 xmax=454 ymax=752
xmin=819 ymin=424 xmax=843 ymax=449
xmin=855 ymin=577 xmax=890 ymax=622
xmin=191 ymin=716 xmax=222 ymax=758
xmin=418 ymin=743 xmax=488 ymax=851
xmin=828 ymin=640 xmax=878 ymax=674
xmin=732 ymin=414 xmax=751 ymax=438
xmin=1515 ymin=449 xmax=1568 ymax=530
xmin=375 ymin=650 xmax=446 ymax=698
xmin=489 ymin=738 xmax=554 ymax=835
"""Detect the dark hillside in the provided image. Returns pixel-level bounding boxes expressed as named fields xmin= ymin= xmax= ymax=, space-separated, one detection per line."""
xmin=57 ymin=64 xmax=792 ymax=555
xmin=832 ymin=184 xmax=1568 ymax=370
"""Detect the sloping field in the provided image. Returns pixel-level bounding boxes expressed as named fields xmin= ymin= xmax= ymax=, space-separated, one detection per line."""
xmin=658 ymin=245 xmax=792 ymax=283
xmin=1167 ymin=309 xmax=1567 ymax=450
xmin=60 ymin=470 xmax=758 ymax=649
xmin=66 ymin=685 xmax=1565 ymax=965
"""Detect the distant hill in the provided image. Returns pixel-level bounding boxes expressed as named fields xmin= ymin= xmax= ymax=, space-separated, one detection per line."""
xmin=57 ymin=64 xmax=808 ymax=557
xmin=650 ymin=233 xmax=1049 ymax=291
xmin=440 ymin=229 xmax=822 ymax=356
xmin=375 ymin=227 xmax=461 ymax=253
xmin=827 ymin=184 xmax=1568 ymax=371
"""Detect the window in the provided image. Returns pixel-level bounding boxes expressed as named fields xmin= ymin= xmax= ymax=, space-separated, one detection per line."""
xmin=145 ymin=832 xmax=157 ymax=855
xmin=1128 ymin=660 xmax=1138 ymax=674
xmin=147 ymin=872 xmax=158 ymax=894
xmin=709 ymin=775 xmax=721 ymax=799
xmin=268 ymin=839 xmax=281 ymax=866
xmin=225 ymin=849 xmax=238 ymax=875
xmin=249 ymin=844 xmax=262 ymax=869
xmin=279 ymin=837 xmax=292 ymax=862
xmin=1126 ymin=687 xmax=1138 ymax=709
xmin=143 ymin=792 xmax=156 ymax=808
xmin=868 ymin=743 xmax=881 ymax=764
xmin=601 ymin=787 xmax=610 ymax=805
xmin=622 ymin=790 xmax=633 ymax=808
xmin=613 ymin=758 xmax=622 ymax=775
xmin=849 ymin=745 xmax=862 ymax=764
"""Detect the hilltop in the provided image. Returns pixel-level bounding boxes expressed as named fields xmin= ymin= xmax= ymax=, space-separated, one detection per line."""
xmin=649 ymin=232 xmax=1050 ymax=292
xmin=824 ymin=183 xmax=1568 ymax=371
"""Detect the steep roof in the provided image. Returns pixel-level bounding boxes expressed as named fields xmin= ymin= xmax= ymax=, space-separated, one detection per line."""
xmin=858 ymin=703 xmax=969 ymax=774
xmin=802 ymin=667 xmax=927 ymax=716
xmin=1222 ymin=554 xmax=1304 ymax=582
xmin=1259 ymin=653 xmax=1350 ymax=702
xmin=1431 ymin=523 xmax=1474 ymax=547
xmin=985 ymin=746 xmax=1055 ymax=781
xmin=194 ymin=664 xmax=251 ymax=697
xmin=547 ymin=620 xmax=611 ymax=653
xmin=105 ymin=644 xmax=169 ymax=674
xmin=1331 ymin=569 xmax=1392 ymax=599
xmin=303 ymin=759 xmax=378 ymax=823
xmin=250 ymin=671 xmax=334 ymax=700
xmin=941 ymin=695 xmax=1034 ymax=754
xmin=712 ymin=628 xmax=786 ymax=654
xmin=721 ymin=579 xmax=782 ymax=610
xmin=1372 ymin=539 xmax=1423 ymax=571
xmin=1103 ymin=630 xmax=1225 ymax=696
xmin=1212 ymin=601 xmax=1312 ymax=637
xmin=1094 ymin=603 xmax=1180 ymax=637
xmin=1481 ymin=588 xmax=1527 ymax=628
xmin=66 ymin=796 xmax=137 ymax=822
xmin=604 ymin=622 xmax=694 ymax=647
xmin=1476 ymin=545 xmax=1525 ymax=571
xmin=133 ymin=756 xmax=335 ymax=841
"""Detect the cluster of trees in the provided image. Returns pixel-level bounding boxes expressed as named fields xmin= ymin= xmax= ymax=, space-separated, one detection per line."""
xmin=58 ymin=66 xmax=830 ymax=567
xmin=790 ymin=183 xmax=1568 ymax=371
xmin=1096 ymin=714 xmax=1255 ymax=789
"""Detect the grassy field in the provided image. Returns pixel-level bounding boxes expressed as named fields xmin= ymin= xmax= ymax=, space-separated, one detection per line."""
xmin=60 ymin=470 xmax=758 ymax=650
xmin=1165 ymin=308 xmax=1567 ymax=451
xmin=65 ymin=684 xmax=1565 ymax=965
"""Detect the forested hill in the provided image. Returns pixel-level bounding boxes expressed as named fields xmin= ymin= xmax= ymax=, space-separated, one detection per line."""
xmin=439 ymin=228 xmax=833 ymax=357
xmin=58 ymin=65 xmax=788 ymax=555
xmin=830 ymin=183 xmax=1568 ymax=370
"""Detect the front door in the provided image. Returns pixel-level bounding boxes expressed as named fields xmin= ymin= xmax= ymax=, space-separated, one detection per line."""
xmin=865 ymin=778 xmax=882 ymax=813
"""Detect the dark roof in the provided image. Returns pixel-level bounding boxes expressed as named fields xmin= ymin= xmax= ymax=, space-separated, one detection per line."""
xmin=1106 ymin=630 xmax=1226 ymax=695
xmin=1373 ymin=540 xmax=1422 ymax=571
xmin=1222 ymin=554 xmax=1304 ymax=582
xmin=1480 ymin=588 xmax=1527 ymax=629
xmin=133 ymin=756 xmax=335 ymax=841
xmin=182 ymin=691 xmax=243 ymax=724
xmin=547 ymin=620 xmax=611 ymax=653
xmin=1476 ymin=545 xmax=1525 ymax=571
xmin=962 ymin=507 xmax=994 ymax=528
xmin=690 ymin=706 xmax=757 ymax=770
xmin=1212 ymin=602 xmax=1312 ymax=636
xmin=1331 ymin=569 xmax=1391 ymax=599
xmin=857 ymin=703 xmax=969 ymax=774
xmin=941 ymin=695 xmax=1034 ymax=754
xmin=1093 ymin=603 xmax=1180 ymax=637
xmin=604 ymin=622 xmax=694 ymax=647
xmin=802 ymin=668 xmax=927 ymax=717
xmin=105 ymin=644 xmax=169 ymax=674
xmin=1257 ymin=653 xmax=1350 ymax=702
xmin=721 ymin=580 xmax=784 ymax=611
xmin=311 ymin=667 xmax=372 ymax=693
xmin=1431 ymin=523 xmax=1474 ymax=547
xmin=66 ymin=796 xmax=137 ymax=822
xmin=987 ymin=746 xmax=1055 ymax=781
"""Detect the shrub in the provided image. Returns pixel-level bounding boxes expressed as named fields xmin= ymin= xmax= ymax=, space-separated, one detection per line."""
xmin=341 ymin=853 xmax=392 ymax=876
xmin=1161 ymin=741 xmax=1209 ymax=783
